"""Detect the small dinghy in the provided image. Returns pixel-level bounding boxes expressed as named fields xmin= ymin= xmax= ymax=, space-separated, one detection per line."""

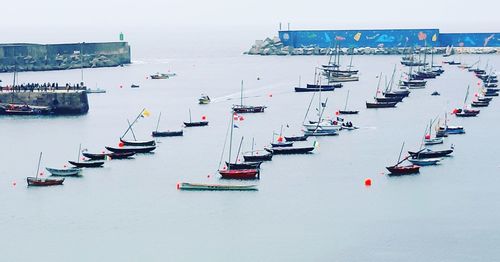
xmin=284 ymin=135 xmax=308 ymax=141
xmin=219 ymin=169 xmax=260 ymax=180
xmin=243 ymin=150 xmax=273 ymax=162
xmin=177 ymin=182 xmax=258 ymax=191
xmin=184 ymin=109 xmax=208 ymax=127
xmin=119 ymin=138 xmax=156 ymax=147
xmin=265 ymin=146 xmax=315 ymax=155
xmin=68 ymin=160 xmax=105 ymax=168
xmin=105 ymin=145 xmax=156 ymax=154
xmin=408 ymin=158 xmax=442 ymax=166
xmin=27 ymin=153 xmax=65 ymax=187
xmin=408 ymin=147 xmax=453 ymax=159
xmin=198 ymin=94 xmax=211 ymax=104
xmin=271 ymin=141 xmax=294 ymax=148
xmin=225 ymin=161 xmax=263 ymax=170
xmin=46 ymin=167 xmax=82 ymax=177
xmin=386 ymin=142 xmax=420 ymax=175
xmin=82 ymin=152 xmax=135 ymax=160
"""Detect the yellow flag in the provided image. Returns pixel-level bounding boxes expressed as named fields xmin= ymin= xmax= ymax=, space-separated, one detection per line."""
xmin=432 ymin=34 xmax=437 ymax=42
xmin=142 ymin=109 xmax=151 ymax=117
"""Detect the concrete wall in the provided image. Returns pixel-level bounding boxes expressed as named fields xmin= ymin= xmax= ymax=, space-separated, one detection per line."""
xmin=279 ymin=29 xmax=500 ymax=48
xmin=440 ymin=33 xmax=499 ymax=47
xmin=279 ymin=29 xmax=440 ymax=48
xmin=0 ymin=91 xmax=89 ymax=114
xmin=0 ymin=42 xmax=131 ymax=72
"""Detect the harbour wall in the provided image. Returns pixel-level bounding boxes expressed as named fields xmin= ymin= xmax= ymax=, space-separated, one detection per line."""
xmin=246 ymin=29 xmax=500 ymax=55
xmin=0 ymin=42 xmax=131 ymax=73
xmin=0 ymin=91 xmax=89 ymax=114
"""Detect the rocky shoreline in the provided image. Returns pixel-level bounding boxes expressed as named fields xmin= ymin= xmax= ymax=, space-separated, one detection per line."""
xmin=245 ymin=37 xmax=500 ymax=56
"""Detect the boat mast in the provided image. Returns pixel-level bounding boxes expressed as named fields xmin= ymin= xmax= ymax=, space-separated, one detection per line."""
xmin=121 ymin=108 xmax=146 ymax=138
xmin=80 ymin=42 xmax=84 ymax=85
xmin=35 ymin=152 xmax=42 ymax=180
xmin=240 ymin=80 xmax=244 ymax=107
xmin=347 ymin=47 xmax=354 ymax=70
xmin=189 ymin=108 xmax=192 ymax=123
xmin=374 ymin=72 xmax=382 ymax=98
xmin=228 ymin=111 xmax=234 ymax=168
xmin=302 ymin=92 xmax=316 ymax=125
xmin=463 ymin=85 xmax=470 ymax=108
xmin=344 ymin=90 xmax=350 ymax=111
xmin=396 ymin=142 xmax=405 ymax=166
xmin=251 ymin=137 xmax=255 ymax=156
xmin=77 ymin=144 xmax=81 ymax=163
xmin=155 ymin=112 xmax=162 ymax=133
xmin=234 ymin=137 xmax=244 ymax=163
xmin=127 ymin=119 xmax=137 ymax=140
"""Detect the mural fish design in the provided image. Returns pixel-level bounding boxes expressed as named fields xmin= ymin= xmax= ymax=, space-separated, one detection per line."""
xmin=432 ymin=34 xmax=438 ymax=42
xmin=376 ymin=35 xmax=395 ymax=43
xmin=418 ymin=32 xmax=427 ymax=41
xmin=484 ymin=34 xmax=495 ymax=47
xmin=335 ymin=36 xmax=346 ymax=41
xmin=366 ymin=34 xmax=380 ymax=40
xmin=354 ymin=32 xmax=362 ymax=41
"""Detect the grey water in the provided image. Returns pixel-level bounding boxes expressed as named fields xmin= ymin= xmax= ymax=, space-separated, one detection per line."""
xmin=0 ymin=32 xmax=499 ymax=261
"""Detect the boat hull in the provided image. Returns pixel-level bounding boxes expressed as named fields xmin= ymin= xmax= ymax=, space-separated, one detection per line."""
xmin=265 ymin=147 xmax=314 ymax=155
xmin=46 ymin=167 xmax=81 ymax=176
xmin=68 ymin=161 xmax=105 ymax=168
xmin=27 ymin=177 xmax=65 ymax=186
xmin=178 ymin=182 xmax=258 ymax=191
xmin=119 ymin=138 xmax=156 ymax=147
xmin=105 ymin=146 xmax=156 ymax=154
xmin=219 ymin=169 xmax=259 ymax=180
xmin=184 ymin=121 xmax=209 ymax=127
xmin=152 ymin=130 xmax=184 ymax=137
xmin=386 ymin=165 xmax=420 ymax=175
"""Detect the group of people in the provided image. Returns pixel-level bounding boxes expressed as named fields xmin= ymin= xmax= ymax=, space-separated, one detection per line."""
xmin=0 ymin=82 xmax=86 ymax=92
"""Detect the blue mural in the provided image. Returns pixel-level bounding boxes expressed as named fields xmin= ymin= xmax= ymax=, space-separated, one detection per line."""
xmin=439 ymin=33 xmax=500 ymax=47
xmin=279 ymin=29 xmax=440 ymax=48
xmin=279 ymin=29 xmax=500 ymax=48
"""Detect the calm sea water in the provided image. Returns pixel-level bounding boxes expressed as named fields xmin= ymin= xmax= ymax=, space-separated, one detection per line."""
xmin=0 ymin=40 xmax=499 ymax=261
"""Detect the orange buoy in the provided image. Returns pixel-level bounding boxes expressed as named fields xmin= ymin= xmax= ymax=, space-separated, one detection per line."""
xmin=118 ymin=142 xmax=125 ymax=147
xmin=201 ymin=115 xmax=207 ymax=120
xmin=269 ymin=93 xmax=273 ymax=97
xmin=239 ymin=116 xmax=244 ymax=121
xmin=364 ymin=178 xmax=372 ymax=186
xmin=12 ymin=181 xmax=16 ymax=187
xmin=176 ymin=183 xmax=180 ymax=190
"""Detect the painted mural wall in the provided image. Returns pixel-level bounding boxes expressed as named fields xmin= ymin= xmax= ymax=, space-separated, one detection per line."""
xmin=439 ymin=33 xmax=499 ymax=47
xmin=279 ymin=29 xmax=440 ymax=48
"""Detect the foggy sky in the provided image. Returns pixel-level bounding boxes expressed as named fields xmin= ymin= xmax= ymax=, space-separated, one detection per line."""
xmin=1 ymin=0 xmax=498 ymax=54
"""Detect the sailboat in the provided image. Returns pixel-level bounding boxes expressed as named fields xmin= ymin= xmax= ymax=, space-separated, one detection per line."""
xmin=322 ymin=44 xmax=359 ymax=82
xmin=68 ymin=144 xmax=105 ymax=168
xmin=295 ymin=69 xmax=341 ymax=92
xmin=453 ymin=85 xmax=480 ymax=117
xmin=152 ymin=112 xmax=184 ymax=137
xmin=386 ymin=142 xmax=420 ymax=175
xmin=437 ymin=113 xmax=465 ymax=137
xmin=120 ymin=109 xmax=157 ymax=146
xmin=27 ymin=152 xmax=65 ymax=186
xmin=225 ymin=137 xmax=263 ymax=170
xmin=232 ymin=81 xmax=267 ymax=113
xmin=184 ymin=109 xmax=209 ymax=127
xmin=219 ymin=112 xmax=260 ymax=179
xmin=243 ymin=138 xmax=273 ymax=162
xmin=366 ymin=73 xmax=398 ymax=108
xmin=424 ymin=119 xmax=444 ymax=145
xmin=302 ymin=89 xmax=341 ymax=135
xmin=338 ymin=90 xmax=359 ymax=114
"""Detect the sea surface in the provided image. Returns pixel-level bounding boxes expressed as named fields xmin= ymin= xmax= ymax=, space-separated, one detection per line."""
xmin=0 ymin=43 xmax=499 ymax=261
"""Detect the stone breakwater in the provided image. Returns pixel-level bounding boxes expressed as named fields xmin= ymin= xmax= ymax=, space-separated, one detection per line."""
xmin=245 ymin=37 xmax=500 ymax=56
xmin=0 ymin=90 xmax=89 ymax=115
xmin=0 ymin=42 xmax=131 ymax=73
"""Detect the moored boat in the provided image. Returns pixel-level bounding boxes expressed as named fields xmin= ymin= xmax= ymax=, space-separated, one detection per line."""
xmin=408 ymin=148 xmax=453 ymax=159
xmin=177 ymin=182 xmax=258 ymax=191
xmin=46 ymin=167 xmax=81 ymax=176
xmin=386 ymin=165 xmax=420 ymax=175
xmin=408 ymin=157 xmax=441 ymax=166
xmin=366 ymin=101 xmax=398 ymax=108
xmin=243 ymin=150 xmax=273 ymax=162
xmin=265 ymin=146 xmax=314 ymax=155
xmin=105 ymin=145 xmax=156 ymax=154
xmin=27 ymin=152 xmax=65 ymax=187
xmin=119 ymin=138 xmax=156 ymax=147
xmin=152 ymin=130 xmax=184 ymax=137
xmin=219 ymin=169 xmax=259 ymax=180
xmin=68 ymin=160 xmax=105 ymax=168
xmin=82 ymin=152 xmax=135 ymax=160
